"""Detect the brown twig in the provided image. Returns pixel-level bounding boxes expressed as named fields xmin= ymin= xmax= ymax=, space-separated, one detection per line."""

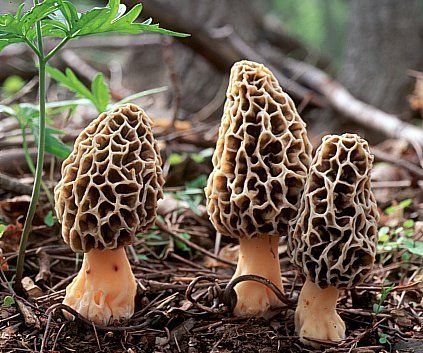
xmin=372 ymin=148 xmax=423 ymax=179
xmin=161 ymin=37 xmax=182 ymax=127
xmin=156 ymin=220 xmax=237 ymax=267
xmin=35 ymin=249 xmax=51 ymax=284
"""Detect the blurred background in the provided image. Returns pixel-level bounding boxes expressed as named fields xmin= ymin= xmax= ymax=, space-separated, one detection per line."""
xmin=1 ymin=0 xmax=422 ymax=202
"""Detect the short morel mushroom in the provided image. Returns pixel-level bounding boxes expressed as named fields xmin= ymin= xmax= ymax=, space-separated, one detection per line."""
xmin=288 ymin=133 xmax=379 ymax=346
xmin=205 ymin=60 xmax=312 ymax=316
xmin=54 ymin=104 xmax=164 ymax=324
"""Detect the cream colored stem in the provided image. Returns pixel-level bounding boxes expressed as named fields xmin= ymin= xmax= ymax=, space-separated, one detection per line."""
xmin=63 ymin=247 xmax=137 ymax=325
xmin=295 ymin=277 xmax=346 ymax=347
xmin=232 ymin=234 xmax=284 ymax=316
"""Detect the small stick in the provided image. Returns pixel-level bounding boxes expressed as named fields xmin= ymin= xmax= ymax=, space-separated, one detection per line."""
xmin=0 ymin=172 xmax=33 ymax=194
xmin=161 ymin=37 xmax=181 ymax=127
xmin=35 ymin=249 xmax=51 ymax=283
xmin=156 ymin=220 xmax=236 ymax=267
xmin=40 ymin=311 xmax=53 ymax=353
xmin=16 ymin=298 xmax=41 ymax=329
xmin=372 ymin=148 xmax=423 ymax=179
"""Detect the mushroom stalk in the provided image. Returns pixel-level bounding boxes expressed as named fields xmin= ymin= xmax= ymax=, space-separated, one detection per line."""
xmin=63 ymin=247 xmax=137 ymax=325
xmin=295 ymin=277 xmax=346 ymax=347
xmin=232 ymin=234 xmax=284 ymax=316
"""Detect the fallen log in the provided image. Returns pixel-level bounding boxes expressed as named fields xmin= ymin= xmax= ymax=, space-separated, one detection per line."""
xmin=132 ymin=0 xmax=324 ymax=107
xmin=280 ymin=57 xmax=423 ymax=147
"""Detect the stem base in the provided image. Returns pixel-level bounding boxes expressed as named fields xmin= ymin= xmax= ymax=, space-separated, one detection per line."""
xmin=63 ymin=247 xmax=137 ymax=325
xmin=232 ymin=235 xmax=284 ymax=317
xmin=295 ymin=278 xmax=346 ymax=347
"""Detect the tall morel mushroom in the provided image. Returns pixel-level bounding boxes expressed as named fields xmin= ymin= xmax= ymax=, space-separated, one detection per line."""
xmin=205 ymin=60 xmax=312 ymax=316
xmin=288 ymin=133 xmax=379 ymax=346
xmin=54 ymin=104 xmax=164 ymax=325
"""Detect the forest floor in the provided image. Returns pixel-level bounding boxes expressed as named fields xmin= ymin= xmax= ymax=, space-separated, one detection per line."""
xmin=0 ymin=186 xmax=422 ymax=353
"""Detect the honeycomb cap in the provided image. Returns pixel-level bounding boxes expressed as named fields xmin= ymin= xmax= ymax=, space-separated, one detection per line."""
xmin=54 ymin=104 xmax=164 ymax=253
xmin=205 ymin=60 xmax=312 ymax=238
xmin=288 ymin=133 xmax=379 ymax=289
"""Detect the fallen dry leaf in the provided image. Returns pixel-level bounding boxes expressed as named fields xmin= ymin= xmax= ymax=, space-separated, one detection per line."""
xmin=21 ymin=277 xmax=43 ymax=299
xmin=204 ymin=244 xmax=239 ymax=268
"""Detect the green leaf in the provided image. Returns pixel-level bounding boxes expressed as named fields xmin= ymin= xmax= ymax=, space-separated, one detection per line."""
xmin=186 ymin=175 xmax=208 ymax=189
xmin=0 ymin=224 xmax=6 ymax=239
xmin=70 ymin=1 xmax=189 ymax=38
xmin=44 ymin=210 xmax=55 ymax=227
xmin=2 ymin=295 xmax=15 ymax=308
xmin=378 ymin=226 xmax=390 ymax=242
xmin=373 ymin=303 xmax=383 ymax=314
xmin=31 ymin=120 xmax=71 ymax=159
xmin=401 ymin=239 xmax=423 ymax=257
xmin=182 ymin=188 xmax=203 ymax=195
xmin=137 ymin=254 xmax=149 ymax=261
xmin=384 ymin=199 xmax=412 ymax=215
xmin=378 ymin=332 xmax=391 ymax=347
xmin=393 ymin=227 xmax=403 ymax=235
xmin=91 ymin=73 xmax=110 ymax=113
xmin=2 ymin=75 xmax=25 ymax=97
xmin=47 ymin=66 xmax=110 ymax=113
xmin=175 ymin=233 xmax=191 ymax=252
xmin=45 ymin=98 xmax=91 ymax=109
xmin=404 ymin=229 xmax=414 ymax=237
xmin=191 ymin=153 xmax=205 ymax=163
xmin=401 ymin=252 xmax=410 ymax=261
xmin=0 ymin=6 xmax=26 ymax=51
xmin=380 ymin=285 xmax=394 ymax=302
xmin=403 ymin=219 xmax=415 ymax=228
xmin=0 ymin=1 xmax=60 ymax=51
xmin=20 ymin=0 xmax=61 ymax=34
xmin=398 ymin=198 xmax=412 ymax=208
xmin=44 ymin=132 xmax=71 ymax=158
xmin=0 ymin=104 xmax=17 ymax=116
xmin=168 ymin=153 xmax=185 ymax=165
xmin=41 ymin=19 xmax=69 ymax=38
xmin=46 ymin=66 xmax=95 ymax=102
xmin=384 ymin=206 xmax=395 ymax=216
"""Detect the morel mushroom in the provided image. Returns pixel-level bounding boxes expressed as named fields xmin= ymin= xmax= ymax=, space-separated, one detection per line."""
xmin=205 ymin=60 xmax=312 ymax=316
xmin=288 ymin=133 xmax=379 ymax=346
xmin=54 ymin=104 xmax=164 ymax=324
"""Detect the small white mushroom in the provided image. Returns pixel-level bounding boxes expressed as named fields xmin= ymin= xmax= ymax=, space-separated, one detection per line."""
xmin=54 ymin=103 xmax=164 ymax=325
xmin=205 ymin=60 xmax=312 ymax=316
xmin=288 ymin=133 xmax=379 ymax=346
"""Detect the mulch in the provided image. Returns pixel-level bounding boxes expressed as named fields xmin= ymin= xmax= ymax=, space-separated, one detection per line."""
xmin=1 ymin=202 xmax=422 ymax=353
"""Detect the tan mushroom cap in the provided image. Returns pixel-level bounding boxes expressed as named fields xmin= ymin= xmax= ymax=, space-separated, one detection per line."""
xmin=289 ymin=133 xmax=379 ymax=289
xmin=54 ymin=104 xmax=164 ymax=253
xmin=205 ymin=60 xmax=312 ymax=239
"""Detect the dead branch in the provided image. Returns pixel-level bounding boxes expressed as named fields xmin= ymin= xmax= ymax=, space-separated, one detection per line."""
xmin=372 ymin=148 xmax=423 ymax=179
xmin=134 ymin=0 xmax=423 ymax=145
xmin=131 ymin=0 xmax=324 ymax=107
xmin=0 ymin=147 xmax=38 ymax=173
xmin=253 ymin=13 xmax=332 ymax=70
xmin=59 ymin=50 xmax=128 ymax=101
xmin=0 ymin=35 xmax=162 ymax=81
xmin=0 ymin=172 xmax=33 ymax=194
xmin=0 ymin=35 xmax=162 ymax=58
xmin=161 ymin=37 xmax=182 ymax=126
xmin=281 ymin=57 xmax=423 ymax=147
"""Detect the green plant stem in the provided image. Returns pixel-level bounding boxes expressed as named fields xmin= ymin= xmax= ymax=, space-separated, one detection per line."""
xmin=21 ymin=127 xmax=55 ymax=207
xmin=44 ymin=37 xmax=70 ymax=62
xmin=23 ymin=37 xmax=42 ymax=59
xmin=14 ymin=0 xmax=46 ymax=291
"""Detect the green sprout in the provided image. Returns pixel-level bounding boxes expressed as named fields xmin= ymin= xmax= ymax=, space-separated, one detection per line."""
xmin=0 ymin=0 xmax=188 ymax=291
xmin=373 ymin=284 xmax=394 ymax=315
